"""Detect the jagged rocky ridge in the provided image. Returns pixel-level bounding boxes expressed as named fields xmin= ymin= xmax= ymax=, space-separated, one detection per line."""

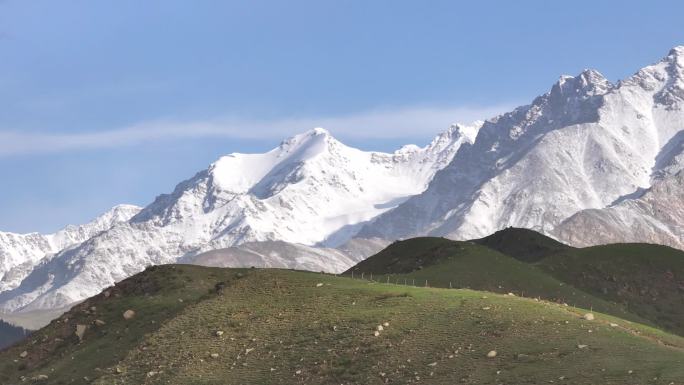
xmin=0 ymin=205 xmax=141 ymax=293
xmin=361 ymin=46 xmax=684 ymax=242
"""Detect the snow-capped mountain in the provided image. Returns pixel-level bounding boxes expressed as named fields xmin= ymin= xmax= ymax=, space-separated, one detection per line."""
xmin=0 ymin=126 xmax=476 ymax=313
xmin=3 ymin=46 xmax=684 ymax=318
xmin=361 ymin=46 xmax=684 ymax=241
xmin=0 ymin=204 xmax=141 ymax=293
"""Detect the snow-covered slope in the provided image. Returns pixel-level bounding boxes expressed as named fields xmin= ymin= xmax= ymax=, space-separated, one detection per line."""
xmin=361 ymin=46 xmax=684 ymax=241
xmin=0 ymin=204 xmax=141 ymax=293
xmin=0 ymin=127 xmax=475 ymax=312
xmin=554 ymin=169 xmax=684 ymax=248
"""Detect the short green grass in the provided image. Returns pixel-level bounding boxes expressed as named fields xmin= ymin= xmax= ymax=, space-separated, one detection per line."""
xmin=1 ymin=265 xmax=683 ymax=385
xmin=346 ymin=238 xmax=646 ymax=325
xmin=538 ymin=243 xmax=684 ymax=336
xmin=0 ymin=265 xmax=246 ymax=384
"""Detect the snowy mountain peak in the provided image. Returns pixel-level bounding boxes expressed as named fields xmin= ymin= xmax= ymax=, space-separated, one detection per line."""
xmin=668 ymin=45 xmax=684 ymax=59
xmin=448 ymin=121 xmax=482 ymax=142
xmin=552 ymin=69 xmax=612 ymax=98
xmin=0 ymin=124 xmax=478 ymax=313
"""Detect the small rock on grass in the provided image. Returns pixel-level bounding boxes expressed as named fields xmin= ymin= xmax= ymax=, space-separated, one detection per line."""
xmin=316 ymin=283 xmax=324 ymax=287
xmin=486 ymin=350 xmax=497 ymax=358
xmin=583 ymin=313 xmax=595 ymax=321
xmin=19 ymin=351 xmax=28 ymax=358
xmin=75 ymin=324 xmax=87 ymax=341
xmin=577 ymin=344 xmax=588 ymax=349
xmin=123 ymin=309 xmax=136 ymax=320
xmin=210 ymin=353 xmax=219 ymax=359
xmin=215 ymin=330 xmax=224 ymax=337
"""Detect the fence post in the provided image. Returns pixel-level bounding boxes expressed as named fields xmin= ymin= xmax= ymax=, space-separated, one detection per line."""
xmin=361 ymin=272 xmax=364 ymax=280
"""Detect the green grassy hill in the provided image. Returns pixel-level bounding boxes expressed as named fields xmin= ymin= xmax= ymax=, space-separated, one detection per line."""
xmin=473 ymin=227 xmax=572 ymax=262
xmin=538 ymin=243 xmax=684 ymax=336
xmin=344 ymin=237 xmax=643 ymax=325
xmin=1 ymin=265 xmax=683 ymax=385
xmin=347 ymin=229 xmax=684 ymax=337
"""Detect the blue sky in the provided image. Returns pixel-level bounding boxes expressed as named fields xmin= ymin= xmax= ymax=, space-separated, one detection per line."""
xmin=0 ymin=0 xmax=683 ymax=233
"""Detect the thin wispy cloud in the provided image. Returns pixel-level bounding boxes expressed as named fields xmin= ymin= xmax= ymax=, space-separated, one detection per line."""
xmin=0 ymin=104 xmax=514 ymax=156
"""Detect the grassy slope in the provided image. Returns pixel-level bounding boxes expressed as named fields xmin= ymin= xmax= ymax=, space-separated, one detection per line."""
xmin=538 ymin=243 xmax=684 ymax=336
xmin=0 ymin=265 xmax=245 ymax=385
xmin=465 ymin=228 xmax=684 ymax=336
xmin=0 ymin=266 xmax=683 ymax=384
xmin=345 ymin=238 xmax=643 ymax=324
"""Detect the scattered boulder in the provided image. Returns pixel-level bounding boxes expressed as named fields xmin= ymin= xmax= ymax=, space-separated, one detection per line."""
xmin=75 ymin=324 xmax=87 ymax=341
xmin=215 ymin=330 xmax=224 ymax=337
xmin=210 ymin=353 xmax=219 ymax=359
xmin=94 ymin=319 xmax=106 ymax=326
xmin=33 ymin=374 xmax=49 ymax=382
xmin=316 ymin=283 xmax=324 ymax=287
xmin=486 ymin=350 xmax=497 ymax=358
xmin=123 ymin=310 xmax=136 ymax=320
xmin=577 ymin=344 xmax=588 ymax=349
xmin=376 ymin=325 xmax=384 ymax=331
xmin=383 ymin=322 xmax=390 ymax=327
xmin=583 ymin=313 xmax=595 ymax=321
xmin=19 ymin=351 xmax=28 ymax=358
xmin=373 ymin=331 xmax=380 ymax=337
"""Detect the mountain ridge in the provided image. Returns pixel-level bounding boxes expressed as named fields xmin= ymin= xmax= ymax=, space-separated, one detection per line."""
xmin=2 ymin=46 xmax=684 ymax=322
